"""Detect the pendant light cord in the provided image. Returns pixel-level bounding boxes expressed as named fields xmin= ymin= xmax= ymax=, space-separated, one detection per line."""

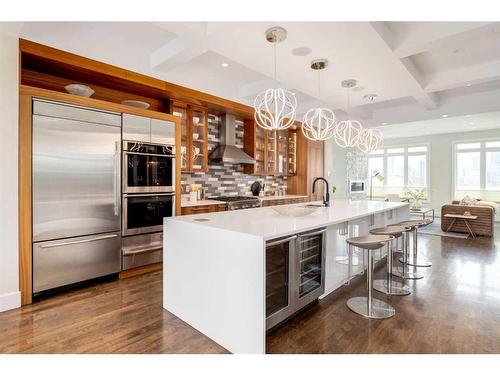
xmin=317 ymin=70 xmax=321 ymax=98
xmin=274 ymin=42 xmax=277 ymax=81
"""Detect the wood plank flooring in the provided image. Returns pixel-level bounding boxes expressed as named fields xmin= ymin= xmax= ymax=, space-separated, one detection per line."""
xmin=1 ymin=230 xmax=500 ymax=354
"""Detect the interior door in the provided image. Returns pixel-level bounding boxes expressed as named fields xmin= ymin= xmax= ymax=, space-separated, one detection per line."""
xmin=33 ymin=102 xmax=121 ymax=242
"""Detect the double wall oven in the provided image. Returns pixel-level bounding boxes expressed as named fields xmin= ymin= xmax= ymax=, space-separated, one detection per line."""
xmin=121 ymin=115 xmax=176 ymax=270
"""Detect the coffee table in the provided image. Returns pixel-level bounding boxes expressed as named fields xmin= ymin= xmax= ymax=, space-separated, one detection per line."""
xmin=410 ymin=207 xmax=434 ymax=224
xmin=444 ymin=213 xmax=478 ymax=238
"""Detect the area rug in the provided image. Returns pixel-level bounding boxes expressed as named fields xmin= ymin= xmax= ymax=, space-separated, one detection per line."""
xmin=418 ymin=220 xmax=469 ymax=239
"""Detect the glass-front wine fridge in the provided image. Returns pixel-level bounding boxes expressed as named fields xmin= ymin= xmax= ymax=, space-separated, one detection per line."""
xmin=265 ymin=228 xmax=326 ymax=330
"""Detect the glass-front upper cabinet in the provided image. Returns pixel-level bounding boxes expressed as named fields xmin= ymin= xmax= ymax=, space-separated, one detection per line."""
xmin=267 ymin=131 xmax=277 ymax=175
xmin=287 ymin=129 xmax=297 ymax=175
xmin=254 ymin=125 xmax=266 ymax=175
xmin=171 ymin=101 xmax=208 ymax=173
xmin=171 ymin=101 xmax=188 ymax=171
xmin=189 ymin=105 xmax=208 ymax=172
xmin=277 ymin=130 xmax=288 ymax=175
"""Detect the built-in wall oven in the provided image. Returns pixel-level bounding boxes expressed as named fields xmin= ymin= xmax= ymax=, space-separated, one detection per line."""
xmin=123 ymin=141 xmax=175 ymax=193
xmin=121 ymin=114 xmax=176 ymax=270
xmin=266 ymin=228 xmax=326 ymax=330
xmin=122 ymin=193 xmax=175 ymax=236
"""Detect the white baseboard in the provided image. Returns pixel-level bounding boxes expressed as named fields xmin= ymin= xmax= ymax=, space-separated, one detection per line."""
xmin=0 ymin=291 xmax=21 ymax=312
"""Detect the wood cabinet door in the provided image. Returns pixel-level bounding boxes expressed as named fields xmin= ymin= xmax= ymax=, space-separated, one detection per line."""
xmin=188 ymin=105 xmax=208 ymax=173
xmin=171 ymin=101 xmax=189 ymax=171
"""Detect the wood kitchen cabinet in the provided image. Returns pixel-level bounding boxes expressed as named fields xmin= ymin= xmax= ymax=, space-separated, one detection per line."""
xmin=287 ymin=129 xmax=325 ymax=201
xmin=171 ymin=100 xmax=208 ymax=173
xmin=181 ymin=203 xmax=227 ymax=216
xmin=243 ymin=120 xmax=297 ymax=176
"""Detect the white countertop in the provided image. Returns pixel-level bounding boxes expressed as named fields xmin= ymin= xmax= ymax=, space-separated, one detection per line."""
xmin=258 ymin=194 xmax=308 ymax=201
xmin=167 ymin=199 xmax=408 ymax=240
xmin=181 ymin=199 xmax=226 ymax=207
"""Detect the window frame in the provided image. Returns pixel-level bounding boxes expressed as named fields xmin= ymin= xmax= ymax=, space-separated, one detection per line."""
xmin=452 ymin=139 xmax=500 ymax=200
xmin=368 ymin=142 xmax=431 ymax=200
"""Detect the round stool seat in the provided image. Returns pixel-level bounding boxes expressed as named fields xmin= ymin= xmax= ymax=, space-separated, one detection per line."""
xmin=370 ymin=225 xmax=411 ymax=237
xmin=346 ymin=234 xmax=393 ymax=250
xmin=398 ymin=219 xmax=431 ymax=228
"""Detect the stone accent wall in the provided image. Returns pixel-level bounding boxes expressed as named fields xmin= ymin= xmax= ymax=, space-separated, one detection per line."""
xmin=181 ymin=115 xmax=288 ymax=197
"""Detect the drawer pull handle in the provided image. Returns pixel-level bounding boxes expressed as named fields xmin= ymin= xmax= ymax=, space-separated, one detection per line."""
xmin=39 ymin=234 xmax=119 ymax=249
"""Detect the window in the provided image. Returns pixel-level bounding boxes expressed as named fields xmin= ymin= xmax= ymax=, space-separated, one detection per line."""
xmin=454 ymin=140 xmax=500 ymax=201
xmin=368 ymin=144 xmax=429 ymax=199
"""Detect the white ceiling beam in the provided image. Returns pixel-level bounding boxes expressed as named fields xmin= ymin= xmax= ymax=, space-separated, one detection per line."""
xmin=392 ymin=22 xmax=495 ymax=58
xmin=370 ymin=22 xmax=439 ymax=110
xmin=150 ymin=37 xmax=208 ymax=71
xmin=424 ymin=60 xmax=500 ymax=93
xmin=150 ymin=22 xmax=213 ymax=72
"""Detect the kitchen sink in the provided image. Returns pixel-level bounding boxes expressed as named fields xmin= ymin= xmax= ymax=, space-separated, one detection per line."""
xmin=271 ymin=205 xmax=320 ymax=217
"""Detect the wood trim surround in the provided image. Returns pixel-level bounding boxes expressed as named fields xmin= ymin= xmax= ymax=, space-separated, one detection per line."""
xmin=19 ymin=94 xmax=33 ymax=305
xmin=19 ymin=39 xmax=254 ymax=119
xmin=119 ymin=262 xmax=163 ymax=279
xmin=18 ymin=85 xmax=182 ymax=305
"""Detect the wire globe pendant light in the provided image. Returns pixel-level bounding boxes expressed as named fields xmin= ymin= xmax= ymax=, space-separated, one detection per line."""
xmin=358 ymin=94 xmax=383 ymax=153
xmin=358 ymin=128 xmax=383 ymax=153
xmin=334 ymin=79 xmax=362 ymax=148
xmin=254 ymin=27 xmax=297 ymax=131
xmin=301 ymin=59 xmax=336 ymax=141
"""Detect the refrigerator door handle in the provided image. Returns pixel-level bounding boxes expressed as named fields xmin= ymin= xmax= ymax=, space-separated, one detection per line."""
xmin=114 ymin=141 xmax=120 ymax=216
xmin=39 ymin=233 xmax=120 ymax=249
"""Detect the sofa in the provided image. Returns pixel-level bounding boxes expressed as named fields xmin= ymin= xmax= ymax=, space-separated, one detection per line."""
xmin=441 ymin=203 xmax=495 ymax=237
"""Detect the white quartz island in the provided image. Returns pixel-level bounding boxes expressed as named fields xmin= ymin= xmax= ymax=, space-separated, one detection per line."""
xmin=163 ymin=199 xmax=409 ymax=354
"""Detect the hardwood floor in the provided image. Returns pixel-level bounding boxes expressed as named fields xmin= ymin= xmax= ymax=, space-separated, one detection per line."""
xmin=1 ymin=230 xmax=499 ymax=354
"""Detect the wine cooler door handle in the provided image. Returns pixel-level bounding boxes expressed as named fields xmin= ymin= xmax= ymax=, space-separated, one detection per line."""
xmin=266 ymin=235 xmax=297 ymax=248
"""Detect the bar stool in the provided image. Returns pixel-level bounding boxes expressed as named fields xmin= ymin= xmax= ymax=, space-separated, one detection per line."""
xmin=398 ymin=219 xmax=432 ymax=267
xmin=346 ymin=234 xmax=395 ymax=319
xmin=391 ymin=220 xmax=427 ymax=280
xmin=369 ymin=225 xmax=412 ymax=296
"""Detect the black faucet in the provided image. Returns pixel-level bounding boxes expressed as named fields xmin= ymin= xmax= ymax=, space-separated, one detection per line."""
xmin=312 ymin=177 xmax=330 ymax=207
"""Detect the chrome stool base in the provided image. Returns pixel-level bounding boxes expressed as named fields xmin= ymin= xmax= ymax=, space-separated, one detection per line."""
xmin=398 ymin=256 xmax=432 ymax=267
xmin=391 ymin=267 xmax=424 ymax=280
xmin=347 ymin=296 xmax=395 ymax=319
xmin=373 ymin=279 xmax=410 ymax=296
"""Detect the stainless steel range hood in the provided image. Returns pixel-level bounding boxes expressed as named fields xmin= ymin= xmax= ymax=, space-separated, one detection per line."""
xmin=209 ymin=114 xmax=256 ymax=165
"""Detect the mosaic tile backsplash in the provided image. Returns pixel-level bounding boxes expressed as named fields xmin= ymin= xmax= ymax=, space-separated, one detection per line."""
xmin=181 ymin=115 xmax=288 ymax=197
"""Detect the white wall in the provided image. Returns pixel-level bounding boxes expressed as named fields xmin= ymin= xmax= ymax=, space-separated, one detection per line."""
xmin=0 ymin=31 xmax=20 ymax=312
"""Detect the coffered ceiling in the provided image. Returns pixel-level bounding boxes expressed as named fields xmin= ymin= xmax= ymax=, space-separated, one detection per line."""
xmin=15 ymin=21 xmax=500 ymax=129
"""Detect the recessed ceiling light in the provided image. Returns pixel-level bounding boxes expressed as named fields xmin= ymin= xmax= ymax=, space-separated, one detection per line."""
xmin=381 ymin=122 xmax=388 ymax=125
xmin=441 ymin=114 xmax=449 ymax=118
xmin=221 ymin=62 xmax=229 ymax=68
xmin=465 ymin=114 xmax=471 ymax=117
xmin=292 ymin=46 xmax=312 ymax=56
xmin=466 ymin=83 xmax=472 ymax=87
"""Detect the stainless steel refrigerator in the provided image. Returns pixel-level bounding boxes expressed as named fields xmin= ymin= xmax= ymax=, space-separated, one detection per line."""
xmin=32 ymin=99 xmax=122 ymax=294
